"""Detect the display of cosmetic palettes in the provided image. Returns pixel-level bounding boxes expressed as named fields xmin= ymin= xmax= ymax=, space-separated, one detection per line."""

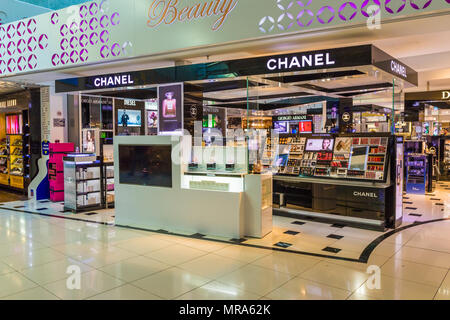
xmin=263 ymin=135 xmax=389 ymax=181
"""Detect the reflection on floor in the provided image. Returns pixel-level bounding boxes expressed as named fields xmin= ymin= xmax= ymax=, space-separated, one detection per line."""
xmin=0 ymin=183 xmax=448 ymax=300
xmin=0 ymin=189 xmax=27 ymax=203
xmin=0 ymin=200 xmax=114 ymax=225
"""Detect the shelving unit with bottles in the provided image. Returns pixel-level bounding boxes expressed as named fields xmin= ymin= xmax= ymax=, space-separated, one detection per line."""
xmin=0 ymin=112 xmax=30 ymax=191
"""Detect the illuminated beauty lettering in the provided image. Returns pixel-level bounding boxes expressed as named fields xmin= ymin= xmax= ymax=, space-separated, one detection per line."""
xmin=390 ymin=61 xmax=407 ymax=78
xmin=147 ymin=0 xmax=238 ymax=31
xmin=353 ymin=191 xmax=377 ymax=198
xmin=442 ymin=91 xmax=450 ymax=100
xmin=93 ymin=75 xmax=134 ymax=88
xmin=267 ymin=53 xmax=335 ymax=71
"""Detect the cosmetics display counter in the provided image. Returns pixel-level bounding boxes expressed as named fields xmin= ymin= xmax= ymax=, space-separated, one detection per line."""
xmin=114 ymin=136 xmax=273 ymax=239
xmin=267 ymin=133 xmax=402 ymax=230
xmin=443 ymin=138 xmax=450 ymax=180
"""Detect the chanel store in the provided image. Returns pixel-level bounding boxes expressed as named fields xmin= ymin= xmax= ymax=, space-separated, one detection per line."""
xmin=55 ymin=44 xmax=418 ymax=236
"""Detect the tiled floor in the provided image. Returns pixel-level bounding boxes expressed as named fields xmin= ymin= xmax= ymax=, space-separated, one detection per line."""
xmin=0 ymin=183 xmax=448 ymax=300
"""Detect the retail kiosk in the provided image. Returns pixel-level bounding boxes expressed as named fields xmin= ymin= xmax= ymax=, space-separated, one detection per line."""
xmin=114 ymin=135 xmax=272 ymax=239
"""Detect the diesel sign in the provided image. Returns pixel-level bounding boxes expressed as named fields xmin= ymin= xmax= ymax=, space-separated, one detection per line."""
xmin=353 ymin=191 xmax=378 ymax=198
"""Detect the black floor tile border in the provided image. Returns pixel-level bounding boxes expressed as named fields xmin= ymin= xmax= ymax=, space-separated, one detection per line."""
xmin=405 ymin=207 xmax=417 ymax=210
xmin=3 ymin=206 xmax=449 ymax=265
xmin=323 ymin=247 xmax=341 ymax=253
xmin=409 ymin=213 xmax=422 ymax=217
xmin=359 ymin=217 xmax=450 ymax=263
xmin=430 ymin=198 xmax=441 ymax=201
xmin=274 ymin=242 xmax=292 ymax=248
xmin=84 ymin=212 xmax=98 ymax=216
xmin=0 ymin=207 xmax=113 ymax=226
xmin=291 ymin=221 xmax=306 ymax=226
xmin=435 ymin=203 xmax=444 ymax=206
xmin=284 ymin=230 xmax=300 ymax=235
xmin=403 ymin=202 xmax=413 ymax=205
xmin=327 ymin=234 xmax=344 ymax=240
xmin=191 ymin=233 xmax=205 ymax=238
xmin=331 ymin=223 xmax=346 ymax=228
xmin=230 ymin=238 xmax=247 ymax=243
xmin=36 ymin=208 xmax=48 ymax=211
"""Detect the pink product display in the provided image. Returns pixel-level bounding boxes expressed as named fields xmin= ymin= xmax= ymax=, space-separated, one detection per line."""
xmin=48 ymin=142 xmax=74 ymax=202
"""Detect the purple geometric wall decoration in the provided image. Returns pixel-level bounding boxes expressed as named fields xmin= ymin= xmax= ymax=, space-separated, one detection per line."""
xmin=90 ymin=32 xmax=99 ymax=45
xmin=29 ymin=36 xmax=38 ymax=51
xmin=70 ymin=36 xmax=78 ymax=49
xmin=111 ymin=43 xmax=121 ymax=56
xmin=258 ymin=16 xmax=275 ymax=33
xmin=0 ymin=60 xmax=5 ymax=74
xmin=100 ymin=15 xmax=109 ymax=28
xmin=7 ymin=58 xmax=16 ymax=72
xmin=0 ymin=44 xmax=5 ymax=57
xmin=7 ymin=25 xmax=15 ymax=39
xmin=70 ymin=22 xmax=78 ymax=34
xmin=17 ymin=39 xmax=26 ymax=54
xmin=7 ymin=42 xmax=16 ymax=56
xmin=38 ymin=34 xmax=48 ymax=49
xmin=28 ymin=54 xmax=37 ymax=69
xmin=296 ymin=9 xmax=314 ymax=27
xmin=51 ymin=54 xmax=60 ymax=66
xmin=27 ymin=19 xmax=36 ymax=34
xmin=277 ymin=13 xmax=294 ymax=30
xmin=60 ymin=52 xmax=69 ymax=65
xmin=89 ymin=17 xmax=99 ymax=31
xmin=338 ymin=2 xmax=358 ymax=21
xmin=80 ymin=20 xmax=88 ymax=32
xmin=317 ymin=6 xmax=335 ymax=24
xmin=277 ymin=0 xmax=294 ymax=11
xmin=80 ymin=49 xmax=88 ymax=62
xmin=79 ymin=34 xmax=88 ymax=47
xmin=90 ymin=2 xmax=99 ymax=15
xmin=51 ymin=13 xmax=59 ymax=25
xmin=17 ymin=21 xmax=26 ymax=36
xmin=60 ymin=39 xmax=68 ymax=51
xmin=409 ymin=0 xmax=433 ymax=9
xmin=385 ymin=0 xmax=406 ymax=14
xmin=111 ymin=12 xmax=120 ymax=26
xmin=80 ymin=5 xmax=88 ymax=18
xmin=361 ymin=0 xmax=381 ymax=17
xmin=100 ymin=30 xmax=109 ymax=43
xmin=60 ymin=24 xmax=68 ymax=37
xmin=0 ymin=27 xmax=5 ymax=41
xmin=70 ymin=50 xmax=79 ymax=64
xmin=297 ymin=0 xmax=312 ymax=6
xmin=17 ymin=56 xmax=26 ymax=71
xmin=100 ymin=45 xmax=110 ymax=58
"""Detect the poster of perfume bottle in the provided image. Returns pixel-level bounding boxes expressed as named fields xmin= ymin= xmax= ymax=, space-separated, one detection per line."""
xmin=158 ymin=83 xmax=184 ymax=135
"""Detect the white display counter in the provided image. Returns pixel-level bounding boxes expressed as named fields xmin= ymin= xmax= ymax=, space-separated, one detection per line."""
xmin=114 ymin=136 xmax=272 ymax=239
